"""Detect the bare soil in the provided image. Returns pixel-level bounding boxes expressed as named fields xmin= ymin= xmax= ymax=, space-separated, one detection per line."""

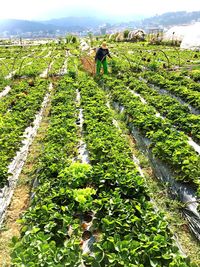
xmin=0 ymin=186 xmax=29 ymax=266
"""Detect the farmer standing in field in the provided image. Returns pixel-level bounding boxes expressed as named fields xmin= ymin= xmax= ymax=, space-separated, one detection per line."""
xmin=95 ymin=42 xmax=112 ymax=75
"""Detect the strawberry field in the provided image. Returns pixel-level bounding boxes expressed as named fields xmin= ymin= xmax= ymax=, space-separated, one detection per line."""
xmin=0 ymin=39 xmax=200 ymax=266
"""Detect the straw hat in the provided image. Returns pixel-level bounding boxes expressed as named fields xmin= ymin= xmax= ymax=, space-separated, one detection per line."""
xmin=101 ymin=42 xmax=108 ymax=49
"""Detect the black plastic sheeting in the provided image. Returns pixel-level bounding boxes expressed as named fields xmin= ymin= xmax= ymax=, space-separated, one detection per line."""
xmin=130 ymin=123 xmax=200 ymax=241
xmin=112 ymin=101 xmax=200 ymax=241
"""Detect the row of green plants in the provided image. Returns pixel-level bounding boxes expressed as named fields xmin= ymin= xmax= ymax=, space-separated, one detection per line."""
xmin=164 ymin=71 xmax=200 ymax=90
xmin=0 ymin=48 xmax=31 ymax=59
xmin=79 ymin=74 xmax=194 ymax=266
xmin=110 ymin=42 xmax=200 ymax=71
xmin=189 ymin=70 xmax=200 ymax=82
xmin=48 ymin=52 xmax=67 ymax=76
xmin=0 ymin=76 xmax=9 ymax=93
xmin=0 ymin=79 xmax=36 ymax=114
xmin=103 ymin=75 xmax=200 ymax=186
xmin=0 ymin=78 xmax=49 ymax=187
xmin=141 ymin=71 xmax=200 ymax=110
xmin=0 ymin=57 xmax=18 ymax=77
xmin=122 ymin=75 xmax=200 ymax=143
xmin=14 ymin=56 xmax=52 ymax=78
xmin=14 ymin=48 xmax=68 ymax=78
xmin=11 ymin=73 xmax=194 ymax=266
xmin=109 ymin=45 xmax=200 ymax=212
xmin=0 ymin=46 xmax=32 ymax=58
xmin=0 ymin=47 xmax=36 ymax=77
xmin=111 ymin=48 xmax=200 ymax=110
xmin=0 ymin=46 xmax=53 ymax=78
xmin=11 ymin=76 xmax=81 ymax=266
xmin=0 ymin=44 xmax=78 ymax=79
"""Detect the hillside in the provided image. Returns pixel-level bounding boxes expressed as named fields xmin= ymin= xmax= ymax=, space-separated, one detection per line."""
xmin=0 ymin=11 xmax=200 ymax=37
xmin=114 ymin=11 xmax=200 ymax=30
xmin=0 ymin=17 xmax=103 ymax=37
xmin=44 ymin=17 xmax=103 ymax=28
xmin=142 ymin=11 xmax=200 ymax=27
xmin=0 ymin=19 xmax=59 ymax=34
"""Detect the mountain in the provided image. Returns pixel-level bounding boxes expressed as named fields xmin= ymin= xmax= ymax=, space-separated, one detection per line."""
xmin=141 ymin=11 xmax=200 ymax=27
xmin=0 ymin=19 xmax=59 ymax=34
xmin=43 ymin=17 xmax=104 ymax=29
xmin=0 ymin=11 xmax=200 ymax=37
xmin=120 ymin=11 xmax=200 ymax=29
xmin=0 ymin=17 xmax=104 ymax=37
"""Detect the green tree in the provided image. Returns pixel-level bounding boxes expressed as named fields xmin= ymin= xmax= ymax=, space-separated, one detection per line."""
xmin=123 ymin=30 xmax=130 ymax=39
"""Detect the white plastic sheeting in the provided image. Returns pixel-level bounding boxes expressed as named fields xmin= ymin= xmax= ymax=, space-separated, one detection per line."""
xmin=188 ymin=137 xmax=200 ymax=155
xmin=59 ymin=51 xmax=69 ymax=75
xmin=44 ymin=51 xmax=52 ymax=58
xmin=0 ymin=83 xmax=53 ymax=227
xmin=181 ymin=22 xmax=200 ymax=50
xmin=163 ymin=25 xmax=191 ymax=42
xmin=128 ymin=29 xmax=146 ymax=41
xmin=76 ymin=89 xmax=90 ymax=164
xmin=164 ymin=22 xmax=200 ymax=50
xmin=130 ymin=90 xmax=147 ymax=104
xmin=80 ymin=40 xmax=90 ymax=51
xmin=0 ymin=86 xmax=11 ymax=99
xmin=130 ymin=85 xmax=200 ymax=154
xmin=5 ymin=70 xmax=16 ymax=79
xmin=40 ymin=61 xmax=54 ymax=78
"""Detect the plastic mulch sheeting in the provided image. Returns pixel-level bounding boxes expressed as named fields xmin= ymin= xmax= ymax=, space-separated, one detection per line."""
xmin=0 ymin=84 xmax=53 ymax=227
xmin=129 ymin=124 xmax=200 ymax=241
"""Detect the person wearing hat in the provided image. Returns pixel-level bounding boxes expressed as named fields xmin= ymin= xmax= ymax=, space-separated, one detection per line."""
xmin=95 ymin=42 xmax=112 ymax=75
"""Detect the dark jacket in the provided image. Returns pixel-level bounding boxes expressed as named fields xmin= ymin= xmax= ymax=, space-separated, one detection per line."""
xmin=95 ymin=47 xmax=111 ymax=62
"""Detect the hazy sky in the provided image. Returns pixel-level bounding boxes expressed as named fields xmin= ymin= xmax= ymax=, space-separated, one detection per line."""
xmin=1 ymin=0 xmax=200 ymax=20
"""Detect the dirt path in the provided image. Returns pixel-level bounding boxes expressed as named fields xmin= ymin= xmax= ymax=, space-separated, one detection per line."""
xmin=0 ymin=186 xmax=29 ymax=266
